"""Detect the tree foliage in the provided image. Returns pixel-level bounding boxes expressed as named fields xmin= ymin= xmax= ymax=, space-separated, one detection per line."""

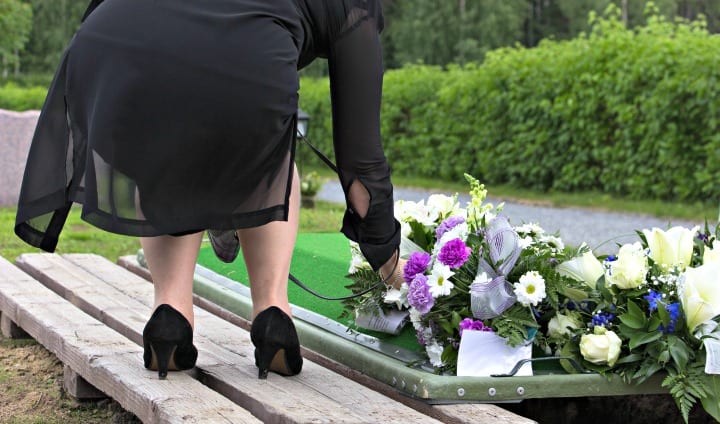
xmin=0 ymin=0 xmax=33 ymax=76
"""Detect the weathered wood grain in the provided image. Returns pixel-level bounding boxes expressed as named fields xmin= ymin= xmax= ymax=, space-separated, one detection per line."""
xmin=119 ymin=253 xmax=538 ymax=424
xmin=0 ymin=255 xmax=260 ymax=423
xmin=17 ymin=253 xmax=444 ymax=423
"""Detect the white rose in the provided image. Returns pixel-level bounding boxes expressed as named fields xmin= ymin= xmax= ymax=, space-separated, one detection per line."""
xmin=642 ymin=226 xmax=698 ymax=270
xmin=680 ymin=263 xmax=720 ymax=333
xmin=704 ymin=240 xmax=720 ymax=265
xmin=579 ymin=326 xmax=622 ymax=366
xmin=557 ymin=247 xmax=605 ymax=289
xmin=547 ymin=312 xmax=583 ymax=338
xmin=605 ymin=243 xmax=648 ymax=289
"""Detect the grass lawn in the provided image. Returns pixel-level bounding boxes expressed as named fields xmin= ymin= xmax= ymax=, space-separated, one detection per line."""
xmin=1 ymin=202 xmax=346 ymax=262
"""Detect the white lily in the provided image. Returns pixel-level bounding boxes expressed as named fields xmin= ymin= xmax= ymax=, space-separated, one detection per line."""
xmin=680 ymin=263 xmax=720 ymax=334
xmin=704 ymin=240 xmax=720 ymax=265
xmin=642 ymin=226 xmax=699 ymax=270
xmin=557 ymin=246 xmax=604 ymax=289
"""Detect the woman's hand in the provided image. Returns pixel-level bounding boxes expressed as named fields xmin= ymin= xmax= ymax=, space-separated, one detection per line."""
xmin=379 ymin=250 xmax=406 ymax=290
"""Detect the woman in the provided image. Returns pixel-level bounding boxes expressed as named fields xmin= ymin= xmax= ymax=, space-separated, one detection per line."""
xmin=15 ymin=0 xmax=402 ymax=380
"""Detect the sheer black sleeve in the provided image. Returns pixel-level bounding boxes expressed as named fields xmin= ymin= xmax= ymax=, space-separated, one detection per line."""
xmin=323 ymin=0 xmax=400 ymax=270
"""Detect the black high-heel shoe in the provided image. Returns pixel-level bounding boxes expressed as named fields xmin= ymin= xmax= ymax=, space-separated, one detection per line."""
xmin=250 ymin=306 xmax=303 ymax=379
xmin=142 ymin=304 xmax=198 ymax=379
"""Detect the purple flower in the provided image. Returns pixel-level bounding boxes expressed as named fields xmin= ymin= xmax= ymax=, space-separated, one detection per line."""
xmin=436 ymin=216 xmax=466 ymax=239
xmin=438 ymin=238 xmax=471 ymax=268
xmin=459 ymin=318 xmax=492 ymax=336
xmin=415 ymin=326 xmax=426 ymax=346
xmin=403 ymin=251 xmax=432 ymax=283
xmin=407 ymin=275 xmax=434 ymax=314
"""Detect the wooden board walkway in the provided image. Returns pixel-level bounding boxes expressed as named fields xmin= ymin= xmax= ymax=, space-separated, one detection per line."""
xmin=0 ymin=253 xmax=535 ymax=423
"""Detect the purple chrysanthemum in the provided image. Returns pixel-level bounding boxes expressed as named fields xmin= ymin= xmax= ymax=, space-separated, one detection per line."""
xmin=415 ymin=327 xmax=427 ymax=346
xmin=407 ymin=275 xmax=434 ymax=315
xmin=438 ymin=238 xmax=471 ymax=268
xmin=436 ymin=216 xmax=466 ymax=239
xmin=458 ymin=318 xmax=493 ymax=336
xmin=403 ymin=251 xmax=432 ymax=283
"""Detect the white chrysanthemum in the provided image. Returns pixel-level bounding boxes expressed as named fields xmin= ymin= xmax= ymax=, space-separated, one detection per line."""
xmin=515 ymin=223 xmax=545 ymax=237
xmin=518 ymin=236 xmax=534 ymax=250
xmin=384 ymin=283 xmax=409 ymax=309
xmin=540 ymin=235 xmax=565 ymax=251
xmin=513 ymin=271 xmax=547 ymax=306
xmin=426 ymin=340 xmax=445 ymax=367
xmin=427 ymin=264 xmax=455 ymax=297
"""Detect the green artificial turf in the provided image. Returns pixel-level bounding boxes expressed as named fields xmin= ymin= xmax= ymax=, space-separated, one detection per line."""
xmin=197 ymin=233 xmax=420 ymax=351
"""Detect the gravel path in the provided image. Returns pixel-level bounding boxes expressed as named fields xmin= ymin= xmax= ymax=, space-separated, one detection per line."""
xmin=317 ymin=182 xmax=704 ymax=254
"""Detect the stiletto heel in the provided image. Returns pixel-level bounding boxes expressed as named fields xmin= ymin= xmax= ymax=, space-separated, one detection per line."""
xmin=250 ymin=306 xmax=303 ymax=379
xmin=143 ymin=304 xmax=198 ymax=379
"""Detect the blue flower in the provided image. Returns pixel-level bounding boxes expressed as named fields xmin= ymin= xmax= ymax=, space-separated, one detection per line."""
xmin=644 ymin=290 xmax=663 ymax=312
xmin=657 ymin=303 xmax=681 ymax=334
xmin=592 ymin=310 xmax=615 ymax=327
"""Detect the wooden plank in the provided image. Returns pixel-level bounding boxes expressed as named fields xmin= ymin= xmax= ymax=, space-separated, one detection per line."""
xmin=1 ymin=312 xmax=31 ymax=339
xmin=0 ymin=256 xmax=260 ymax=424
xmin=18 ymin=253 xmax=446 ymax=424
xmin=63 ymin=365 xmax=108 ymax=400
xmin=120 ymin=253 xmax=537 ymax=424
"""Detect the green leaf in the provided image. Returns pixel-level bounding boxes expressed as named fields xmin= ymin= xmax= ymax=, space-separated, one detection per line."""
xmin=699 ymin=375 xmax=720 ymax=422
xmin=615 ymin=353 xmax=643 ymax=365
xmin=629 ymin=331 xmax=663 ymax=350
xmin=656 ymin=299 xmax=671 ymax=327
xmin=619 ymin=312 xmax=646 ymax=329
xmin=668 ymin=336 xmax=691 ymax=371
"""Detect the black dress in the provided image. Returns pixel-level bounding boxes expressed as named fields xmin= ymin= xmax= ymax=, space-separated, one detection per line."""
xmin=15 ymin=0 xmax=399 ymax=270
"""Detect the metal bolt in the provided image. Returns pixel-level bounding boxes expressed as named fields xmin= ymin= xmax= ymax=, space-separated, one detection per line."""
xmin=488 ymin=387 xmax=497 ymax=396
xmin=457 ymin=388 xmax=465 ymax=397
xmin=516 ymin=386 xmax=525 ymax=396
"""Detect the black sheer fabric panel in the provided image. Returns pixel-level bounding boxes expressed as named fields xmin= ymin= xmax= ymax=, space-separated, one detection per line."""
xmin=325 ymin=1 xmax=400 ymax=270
xmin=15 ymin=0 xmax=399 ymax=267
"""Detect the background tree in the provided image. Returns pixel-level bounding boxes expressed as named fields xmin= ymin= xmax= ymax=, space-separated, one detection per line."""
xmin=0 ymin=0 xmax=33 ymax=77
xmin=19 ymin=0 xmax=86 ymax=74
xmin=387 ymin=0 xmax=526 ymax=66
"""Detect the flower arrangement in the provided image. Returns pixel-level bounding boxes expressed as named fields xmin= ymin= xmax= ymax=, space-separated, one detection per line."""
xmin=342 ymin=175 xmax=720 ymax=422
xmin=343 ymin=175 xmax=583 ymax=371
xmin=550 ymin=222 xmax=720 ymax=422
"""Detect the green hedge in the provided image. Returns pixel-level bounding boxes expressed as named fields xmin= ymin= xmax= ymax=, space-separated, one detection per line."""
xmin=0 ymin=83 xmax=47 ymax=111
xmin=298 ymin=9 xmax=720 ymax=202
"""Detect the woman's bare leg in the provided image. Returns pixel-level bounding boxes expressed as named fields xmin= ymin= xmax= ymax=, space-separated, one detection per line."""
xmin=140 ymin=232 xmax=203 ymax=327
xmin=238 ymin=166 xmax=300 ymax=318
